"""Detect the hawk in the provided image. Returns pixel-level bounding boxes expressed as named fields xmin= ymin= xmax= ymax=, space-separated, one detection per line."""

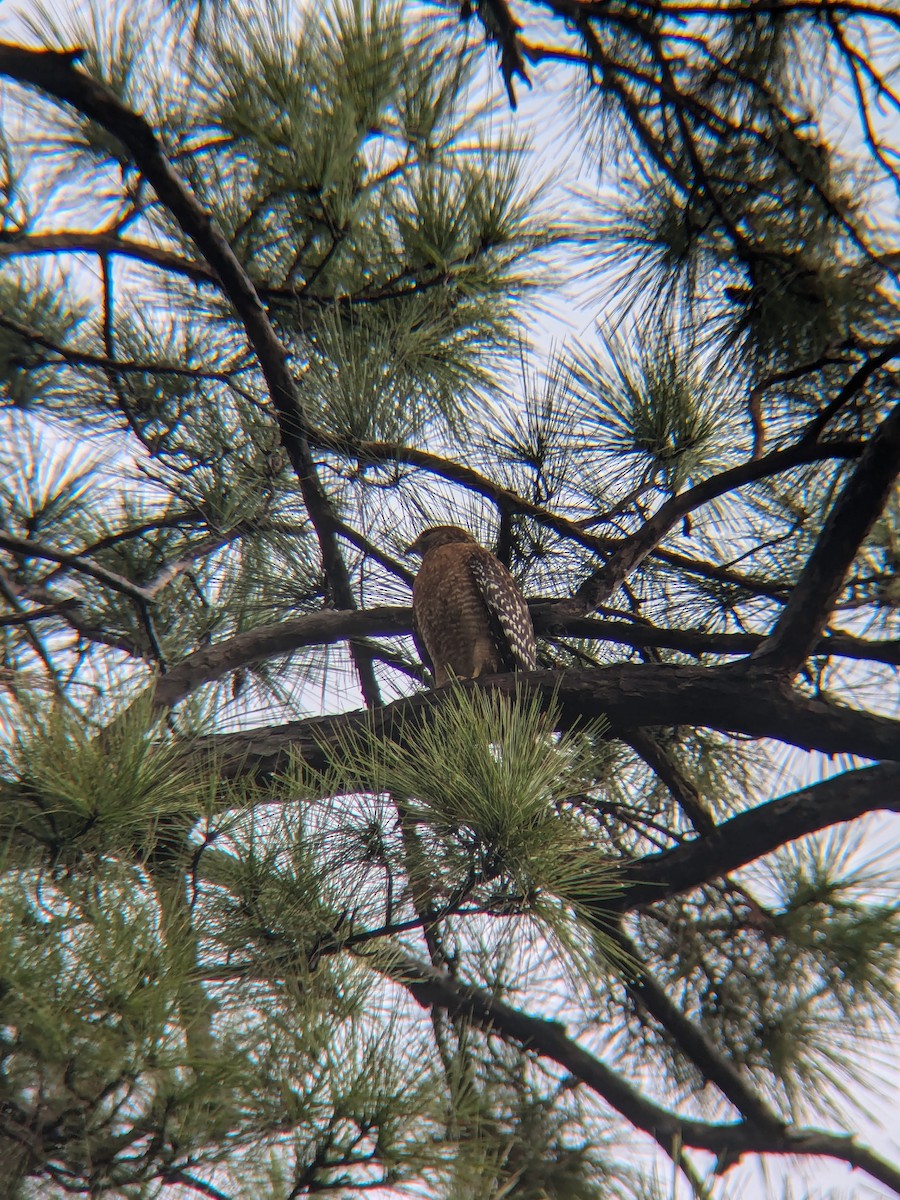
xmin=406 ymin=525 xmax=536 ymax=686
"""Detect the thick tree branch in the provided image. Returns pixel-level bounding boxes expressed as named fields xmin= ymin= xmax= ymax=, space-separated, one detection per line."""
xmin=607 ymin=763 xmax=900 ymax=913
xmin=153 ymin=607 xmax=412 ymax=709
xmin=536 ymin=613 xmax=899 ymax=666
xmin=193 ymin=666 xmax=900 ymax=780
xmin=754 ymin=401 xmax=900 ymax=674
xmin=148 ymin=603 xmax=899 ymax=710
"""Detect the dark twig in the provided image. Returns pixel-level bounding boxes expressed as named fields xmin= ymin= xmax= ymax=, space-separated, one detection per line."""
xmin=0 ymin=530 xmax=153 ymax=603
xmin=801 ymin=338 xmax=900 ymax=444
xmin=463 ymin=0 xmax=530 ymax=107
xmin=623 ymin=729 xmax=715 ymax=834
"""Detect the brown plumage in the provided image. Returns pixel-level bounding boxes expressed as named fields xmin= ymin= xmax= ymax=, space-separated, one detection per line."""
xmin=406 ymin=525 xmax=536 ymax=687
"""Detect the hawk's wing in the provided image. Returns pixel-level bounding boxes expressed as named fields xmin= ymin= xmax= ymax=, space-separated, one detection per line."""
xmin=469 ymin=551 xmax=536 ymax=672
xmin=410 ymin=608 xmax=436 ymax=680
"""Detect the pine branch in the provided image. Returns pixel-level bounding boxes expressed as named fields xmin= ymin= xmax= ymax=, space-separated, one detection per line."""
xmin=0 ymin=571 xmax=160 ymax=658
xmin=145 ymin=603 xmax=900 ymax=711
xmin=610 ymin=925 xmax=786 ymax=1131
xmin=644 ymin=548 xmax=792 ymax=601
xmin=0 ymin=40 xmax=380 ymax=706
xmin=630 ymin=2 xmax=899 ymax=18
xmin=754 ymin=400 xmax=900 ymax=674
xmin=572 ymin=439 xmax=862 ymax=614
xmin=152 ymin=607 xmax=413 ymax=709
xmin=801 ymin=337 xmax=900 ymax=444
xmin=534 ymin=613 xmax=900 ymax=666
xmin=605 ymin=763 xmax=900 ymax=913
xmin=159 ymin=1172 xmax=233 ymax=1200
xmin=141 ymin=531 xmax=247 ymax=599
xmin=0 ymin=230 xmax=219 ymax=287
xmin=0 ymin=311 xmax=237 ymax=386
xmin=309 ymin=427 xmax=620 ymax=557
xmin=377 ymin=948 xmax=900 ymax=1194
xmin=194 ymin=666 xmax=900 ymax=781
xmin=0 ymin=531 xmax=164 ymax=669
xmin=317 ymin=425 xmax=868 ymax=622
xmin=0 ymin=572 xmax=63 ymax=695
xmin=333 ymin=519 xmax=416 ymax=587
xmin=623 ymin=728 xmax=715 ymax=834
xmin=0 ymin=231 xmax=519 ymax=311
xmin=0 ymin=603 xmax=73 ymax=627
xmin=313 ymin=431 xmax=861 ymax=607
xmin=0 ymin=530 xmax=154 ymax=603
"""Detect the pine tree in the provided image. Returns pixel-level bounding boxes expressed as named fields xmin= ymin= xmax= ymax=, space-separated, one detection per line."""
xmin=0 ymin=1 xmax=898 ymax=1196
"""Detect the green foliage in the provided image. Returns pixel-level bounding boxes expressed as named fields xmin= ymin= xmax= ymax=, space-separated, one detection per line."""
xmin=1 ymin=696 xmax=197 ymax=856
xmin=444 ymin=1048 xmax=620 ymax=1200
xmin=0 ymin=278 xmax=88 ymax=411
xmin=570 ymin=326 xmax=737 ymax=493
xmin=298 ymin=687 xmax=619 ymax=934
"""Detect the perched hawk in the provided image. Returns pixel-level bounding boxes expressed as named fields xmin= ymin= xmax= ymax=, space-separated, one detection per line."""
xmin=406 ymin=525 xmax=536 ymax=686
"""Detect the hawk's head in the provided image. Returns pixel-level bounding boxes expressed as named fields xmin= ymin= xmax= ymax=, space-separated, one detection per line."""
xmin=405 ymin=525 xmax=478 ymax=557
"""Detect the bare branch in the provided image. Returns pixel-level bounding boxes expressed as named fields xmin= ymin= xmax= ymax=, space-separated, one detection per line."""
xmin=194 ymin=666 xmax=900 ymax=781
xmin=464 ymin=0 xmax=530 ymax=107
xmin=0 ymin=230 xmax=218 ymax=286
xmin=607 ymin=763 xmax=900 ymax=914
xmin=153 ymin=607 xmax=412 ymax=709
xmin=0 ymin=530 xmax=153 ymax=603
xmin=623 ymin=728 xmax=715 ymax=834
xmin=802 ymin=338 xmax=900 ymax=444
xmin=754 ymin=401 xmax=900 ymax=674
xmin=651 ymin=548 xmax=791 ymax=601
